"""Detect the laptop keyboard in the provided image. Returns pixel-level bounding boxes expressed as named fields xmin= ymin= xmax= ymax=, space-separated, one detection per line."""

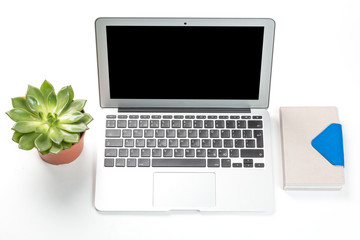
xmin=104 ymin=114 xmax=265 ymax=168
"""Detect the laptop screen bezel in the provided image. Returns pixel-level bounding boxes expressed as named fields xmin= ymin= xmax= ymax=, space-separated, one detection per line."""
xmin=95 ymin=18 xmax=275 ymax=109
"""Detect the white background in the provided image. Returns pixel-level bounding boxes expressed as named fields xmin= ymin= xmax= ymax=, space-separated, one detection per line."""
xmin=1 ymin=0 xmax=359 ymax=239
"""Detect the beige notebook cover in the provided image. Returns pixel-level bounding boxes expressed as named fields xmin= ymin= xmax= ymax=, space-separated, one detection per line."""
xmin=280 ymin=107 xmax=344 ymax=190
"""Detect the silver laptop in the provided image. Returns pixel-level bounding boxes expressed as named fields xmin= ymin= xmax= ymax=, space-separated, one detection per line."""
xmin=94 ymin=18 xmax=275 ymax=212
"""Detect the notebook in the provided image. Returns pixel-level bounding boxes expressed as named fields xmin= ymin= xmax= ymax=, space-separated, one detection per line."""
xmin=94 ymin=18 xmax=275 ymax=212
xmin=280 ymin=107 xmax=345 ymax=190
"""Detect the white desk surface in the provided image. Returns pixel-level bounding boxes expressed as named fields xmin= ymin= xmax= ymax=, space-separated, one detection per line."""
xmin=1 ymin=1 xmax=359 ymax=239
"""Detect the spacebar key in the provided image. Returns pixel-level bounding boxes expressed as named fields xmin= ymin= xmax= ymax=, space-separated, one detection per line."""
xmin=152 ymin=159 xmax=206 ymax=167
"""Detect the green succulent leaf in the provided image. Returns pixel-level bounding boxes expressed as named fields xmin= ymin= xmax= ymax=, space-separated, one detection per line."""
xmin=60 ymin=99 xmax=86 ymax=116
xmin=11 ymin=97 xmax=37 ymax=116
xmin=62 ymin=142 xmax=73 ymax=149
xmin=59 ymin=130 xmax=80 ymax=143
xmin=35 ymin=123 xmax=50 ymax=134
xmin=19 ymin=132 xmax=40 ymax=150
xmin=55 ymin=86 xmax=70 ymax=114
xmin=40 ymin=80 xmax=55 ymax=99
xmin=77 ymin=113 xmax=93 ymax=125
xmin=49 ymin=143 xmax=63 ymax=155
xmin=34 ymin=134 xmax=52 ymax=152
xmin=12 ymin=131 xmax=24 ymax=143
xmin=6 ymin=109 xmax=38 ymax=122
xmin=47 ymin=90 xmax=57 ymax=112
xmin=57 ymin=122 xmax=88 ymax=133
xmin=27 ymin=85 xmax=45 ymax=106
xmin=12 ymin=121 xmax=43 ymax=133
xmin=26 ymin=95 xmax=42 ymax=113
xmin=58 ymin=111 xmax=84 ymax=123
xmin=49 ymin=127 xmax=63 ymax=145
xmin=68 ymin=85 xmax=74 ymax=103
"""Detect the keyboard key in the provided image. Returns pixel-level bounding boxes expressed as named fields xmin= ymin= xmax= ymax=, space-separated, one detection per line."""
xmin=183 ymin=120 xmax=192 ymax=128
xmin=130 ymin=149 xmax=139 ymax=157
xmin=150 ymin=120 xmax=159 ymax=128
xmin=213 ymin=139 xmax=222 ymax=148
xmin=226 ymin=120 xmax=235 ymax=128
xmin=243 ymin=130 xmax=252 ymax=138
xmin=136 ymin=139 xmax=145 ymax=147
xmin=191 ymin=139 xmax=200 ymax=147
xmin=210 ymin=130 xmax=219 ymax=138
xmin=172 ymin=120 xmax=181 ymax=128
xmin=207 ymin=149 xmax=217 ymax=157
xmin=138 ymin=158 xmax=150 ymax=167
xmin=106 ymin=129 xmax=121 ymax=138
xmin=219 ymin=149 xmax=228 ymax=157
xmin=119 ymin=149 xmax=128 ymax=157
xmin=104 ymin=158 xmax=114 ymax=167
xmin=116 ymin=158 xmax=125 ymax=167
xmin=106 ymin=120 xmax=116 ymax=128
xmin=237 ymin=120 xmax=246 ymax=128
xmin=246 ymin=139 xmax=256 ymax=148
xmin=125 ymin=139 xmax=134 ymax=147
xmin=241 ymin=149 xmax=264 ymax=158
xmin=215 ymin=120 xmax=225 ymax=128
xmin=161 ymin=120 xmax=170 ymax=128
xmin=208 ymin=159 xmax=220 ymax=167
xmin=127 ymin=158 xmax=136 ymax=167
xmin=128 ymin=120 xmax=137 ymax=128
xmin=117 ymin=120 xmax=126 ymax=128
xmin=105 ymin=139 xmax=123 ymax=147
xmin=163 ymin=149 xmax=173 ymax=157
xmin=169 ymin=139 xmax=178 ymax=147
xmin=254 ymin=130 xmax=264 ymax=148
xmin=144 ymin=129 xmax=154 ymax=138
xmin=235 ymin=139 xmax=244 ymax=148
xmin=180 ymin=139 xmax=189 ymax=147
xmin=185 ymin=149 xmax=195 ymax=157
xmin=155 ymin=129 xmax=165 ymax=138
xmin=204 ymin=120 xmax=214 ymax=128
xmin=152 ymin=159 xmax=206 ymax=167
xmin=244 ymin=163 xmax=253 ymax=168
xmin=244 ymin=159 xmax=253 ymax=164
xmin=221 ymin=159 xmax=231 ymax=167
xmin=199 ymin=130 xmax=208 ymax=138
xmin=221 ymin=130 xmax=230 ymax=138
xmin=232 ymin=162 xmax=242 ymax=168
xmin=188 ymin=130 xmax=197 ymax=138
xmin=147 ymin=139 xmax=156 ymax=147
xmin=224 ymin=140 xmax=233 ymax=148
xmin=248 ymin=120 xmax=263 ymax=128
xmin=202 ymin=139 xmax=211 ymax=148
xmin=255 ymin=163 xmax=265 ymax=168
xmin=105 ymin=149 xmax=117 ymax=157
xmin=152 ymin=149 xmax=161 ymax=157
xmin=194 ymin=120 xmax=203 ymax=128
xmin=139 ymin=120 xmax=148 ymax=128
xmin=196 ymin=149 xmax=206 ymax=157
xmin=174 ymin=149 xmax=184 ymax=157
xmin=106 ymin=115 xmax=116 ymax=119
xmin=141 ymin=149 xmax=150 ymax=157
xmin=232 ymin=130 xmax=241 ymax=138
xmin=229 ymin=149 xmax=239 ymax=157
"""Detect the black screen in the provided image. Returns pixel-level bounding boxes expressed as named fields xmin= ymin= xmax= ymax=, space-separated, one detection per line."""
xmin=106 ymin=26 xmax=264 ymax=99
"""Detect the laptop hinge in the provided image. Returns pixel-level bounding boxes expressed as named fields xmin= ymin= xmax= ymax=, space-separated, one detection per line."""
xmin=117 ymin=107 xmax=251 ymax=113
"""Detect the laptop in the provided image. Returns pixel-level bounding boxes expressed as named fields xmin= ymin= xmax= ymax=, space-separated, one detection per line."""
xmin=94 ymin=18 xmax=275 ymax=212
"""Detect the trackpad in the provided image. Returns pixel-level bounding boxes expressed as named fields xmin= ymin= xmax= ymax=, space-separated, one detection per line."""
xmin=153 ymin=172 xmax=216 ymax=209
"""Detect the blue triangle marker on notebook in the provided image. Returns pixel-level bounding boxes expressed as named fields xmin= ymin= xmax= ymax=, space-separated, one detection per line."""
xmin=311 ymin=123 xmax=344 ymax=166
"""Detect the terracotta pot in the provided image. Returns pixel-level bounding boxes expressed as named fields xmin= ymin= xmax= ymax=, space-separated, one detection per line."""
xmin=39 ymin=132 xmax=85 ymax=165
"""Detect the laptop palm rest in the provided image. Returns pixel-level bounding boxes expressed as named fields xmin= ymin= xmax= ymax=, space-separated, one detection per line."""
xmin=153 ymin=172 xmax=216 ymax=210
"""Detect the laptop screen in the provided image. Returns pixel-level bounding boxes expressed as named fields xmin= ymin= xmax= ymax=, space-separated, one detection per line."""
xmin=106 ymin=26 xmax=264 ymax=100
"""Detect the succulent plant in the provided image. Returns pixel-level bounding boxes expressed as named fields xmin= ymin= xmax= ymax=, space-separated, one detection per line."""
xmin=6 ymin=80 xmax=93 ymax=155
